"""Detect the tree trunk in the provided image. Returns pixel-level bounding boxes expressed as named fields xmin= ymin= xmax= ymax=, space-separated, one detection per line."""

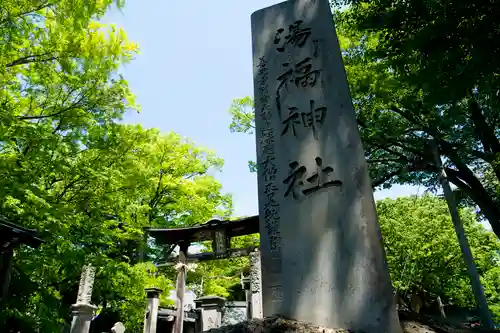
xmin=437 ymin=296 xmax=446 ymax=319
xmin=432 ymin=142 xmax=494 ymax=329
xmin=446 ymin=167 xmax=500 ymax=239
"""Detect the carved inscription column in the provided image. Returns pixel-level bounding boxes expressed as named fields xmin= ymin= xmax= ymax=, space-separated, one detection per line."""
xmin=249 ymin=250 xmax=263 ymax=319
xmin=70 ymin=265 xmax=97 ymax=333
xmin=253 ymin=53 xmax=283 ymax=317
xmin=251 ymin=1 xmax=401 ymax=332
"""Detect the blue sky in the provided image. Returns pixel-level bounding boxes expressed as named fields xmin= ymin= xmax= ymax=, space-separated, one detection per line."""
xmin=102 ymin=0 xmax=419 ymax=217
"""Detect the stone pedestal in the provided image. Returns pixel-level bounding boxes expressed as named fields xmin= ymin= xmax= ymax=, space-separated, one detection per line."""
xmin=194 ymin=296 xmax=225 ymax=331
xmin=70 ymin=303 xmax=97 ymax=333
xmin=144 ymin=287 xmax=163 ymax=333
xmin=251 ymin=0 xmax=401 ymax=332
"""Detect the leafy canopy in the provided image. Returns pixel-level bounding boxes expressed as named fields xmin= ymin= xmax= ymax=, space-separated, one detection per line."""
xmin=228 ymin=1 xmax=500 ymax=240
xmin=377 ymin=195 xmax=500 ymax=316
xmin=0 ymin=1 xmax=232 ymax=332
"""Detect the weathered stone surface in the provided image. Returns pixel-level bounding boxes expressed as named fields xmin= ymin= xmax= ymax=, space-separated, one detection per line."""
xmin=195 ymin=296 xmax=226 ymax=331
xmin=71 ymin=265 xmax=97 ymax=333
xmin=202 ymin=316 xmax=349 ymax=333
xmin=76 ymin=265 xmax=95 ymax=304
xmin=251 ymin=0 xmax=400 ymax=332
xmin=249 ymin=250 xmax=263 ymax=319
xmin=70 ymin=303 xmax=97 ymax=333
xmin=200 ymin=314 xmax=496 ymax=333
xmin=144 ymin=287 xmax=162 ymax=333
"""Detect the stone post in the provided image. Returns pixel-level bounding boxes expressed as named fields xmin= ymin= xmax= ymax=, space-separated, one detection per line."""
xmin=241 ymin=276 xmax=252 ymax=320
xmin=251 ymin=0 xmax=401 ymax=332
xmin=194 ymin=296 xmax=225 ymax=331
xmin=70 ymin=265 xmax=97 ymax=333
xmin=173 ymin=241 xmax=190 ymax=333
xmin=249 ymin=250 xmax=263 ymax=319
xmin=143 ymin=287 xmax=162 ymax=333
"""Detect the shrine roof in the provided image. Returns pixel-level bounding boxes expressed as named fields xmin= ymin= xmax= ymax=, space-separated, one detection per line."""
xmin=145 ymin=215 xmax=259 ymax=245
xmin=0 ymin=216 xmax=43 ymax=248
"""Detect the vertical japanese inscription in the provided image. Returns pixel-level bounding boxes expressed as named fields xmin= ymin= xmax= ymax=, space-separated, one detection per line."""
xmin=257 ymin=57 xmax=281 ymax=259
xmin=274 ymin=20 xmax=311 ymax=53
xmin=274 ymin=21 xmax=327 ymax=141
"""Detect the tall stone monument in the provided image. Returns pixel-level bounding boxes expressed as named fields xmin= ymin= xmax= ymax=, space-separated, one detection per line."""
xmin=70 ymin=265 xmax=97 ymax=333
xmin=251 ymin=1 xmax=401 ymax=332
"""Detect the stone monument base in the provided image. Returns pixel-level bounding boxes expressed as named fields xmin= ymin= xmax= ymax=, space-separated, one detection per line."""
xmin=199 ymin=314 xmax=494 ymax=333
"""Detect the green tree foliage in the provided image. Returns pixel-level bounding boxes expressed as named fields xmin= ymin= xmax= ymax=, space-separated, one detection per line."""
xmin=1 ymin=123 xmax=232 ymax=332
xmin=377 ymin=195 xmax=500 ymax=317
xmin=0 ymin=1 xmax=232 ymax=332
xmin=334 ymin=2 xmax=500 ymax=239
xmin=187 ymin=234 xmax=260 ymax=300
xmin=228 ymin=1 xmax=500 ymax=239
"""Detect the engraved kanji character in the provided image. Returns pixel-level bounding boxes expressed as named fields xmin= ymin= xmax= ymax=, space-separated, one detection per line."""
xmin=257 ymin=56 xmax=267 ymax=68
xmin=294 ymin=57 xmax=320 ymax=88
xmin=260 ymin=128 xmax=275 ymax=151
xmin=287 ymin=20 xmax=311 ymax=47
xmin=274 ymin=20 xmax=312 ymax=52
xmin=281 ymin=107 xmax=302 ymax=137
xmin=277 ymin=58 xmax=320 ymax=92
xmin=261 ymin=155 xmax=277 ymax=182
xmin=276 ymin=58 xmax=320 ymax=121
xmin=301 ymin=100 xmax=327 ymax=140
xmin=260 ymin=109 xmax=272 ymax=122
xmin=302 ymin=157 xmax=342 ymax=195
xmin=260 ymin=127 xmax=274 ymax=138
xmin=283 ymin=161 xmax=306 ymax=199
xmin=264 ymin=183 xmax=278 ymax=204
xmin=262 ymin=143 xmax=275 ymax=156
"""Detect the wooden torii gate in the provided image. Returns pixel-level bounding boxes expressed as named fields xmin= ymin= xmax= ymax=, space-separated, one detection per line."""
xmin=145 ymin=215 xmax=259 ymax=333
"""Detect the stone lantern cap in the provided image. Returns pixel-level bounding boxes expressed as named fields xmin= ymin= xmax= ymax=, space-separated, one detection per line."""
xmin=194 ymin=295 xmax=226 ymax=308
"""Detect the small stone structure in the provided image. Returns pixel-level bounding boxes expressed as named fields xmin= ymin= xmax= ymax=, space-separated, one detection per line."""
xmin=195 ymin=296 xmax=226 ymax=331
xmin=222 ymin=301 xmax=248 ymax=326
xmin=142 ymin=289 xmax=256 ymax=333
xmin=143 ymin=288 xmax=162 ymax=333
xmin=111 ymin=322 xmax=125 ymax=333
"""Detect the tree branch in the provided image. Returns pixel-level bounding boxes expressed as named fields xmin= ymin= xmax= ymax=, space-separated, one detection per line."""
xmin=0 ymin=2 xmax=53 ymax=27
